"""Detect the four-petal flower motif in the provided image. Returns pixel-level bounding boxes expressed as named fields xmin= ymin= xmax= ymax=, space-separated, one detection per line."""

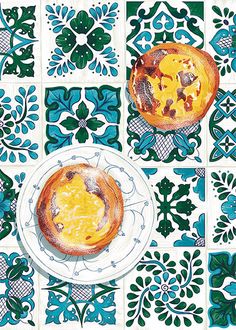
xmin=56 ymin=11 xmax=111 ymax=69
xmin=150 ymin=271 xmax=179 ymax=302
xmin=0 ymin=191 xmax=11 ymax=219
xmin=222 ymin=194 xmax=236 ymax=220
xmin=60 ymin=101 xmax=105 ymax=143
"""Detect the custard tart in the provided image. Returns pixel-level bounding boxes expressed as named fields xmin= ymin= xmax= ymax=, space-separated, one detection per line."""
xmin=36 ymin=164 xmax=124 ymax=256
xmin=129 ymin=43 xmax=219 ymax=130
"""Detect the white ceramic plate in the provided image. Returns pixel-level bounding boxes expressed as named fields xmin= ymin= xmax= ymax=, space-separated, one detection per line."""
xmin=17 ymin=145 xmax=156 ymax=284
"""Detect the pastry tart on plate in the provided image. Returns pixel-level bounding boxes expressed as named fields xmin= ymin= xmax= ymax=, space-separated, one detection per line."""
xmin=36 ymin=164 xmax=124 ymax=256
xmin=129 ymin=43 xmax=219 ymax=130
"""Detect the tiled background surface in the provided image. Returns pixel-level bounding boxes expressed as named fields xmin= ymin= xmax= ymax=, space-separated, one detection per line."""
xmin=0 ymin=0 xmax=235 ymax=329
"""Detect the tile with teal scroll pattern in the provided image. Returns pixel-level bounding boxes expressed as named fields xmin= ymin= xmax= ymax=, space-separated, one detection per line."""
xmin=126 ymin=1 xmax=204 ymax=79
xmin=0 ymin=247 xmax=38 ymax=328
xmin=208 ymin=251 xmax=236 ymax=328
xmin=208 ymin=168 xmax=236 ymax=247
xmin=206 ymin=0 xmax=236 ymax=83
xmin=44 ymin=84 xmax=122 ymax=155
xmin=208 ymin=85 xmax=236 ymax=164
xmin=0 ymin=84 xmax=41 ymax=164
xmin=38 ymin=273 xmax=124 ymax=329
xmin=0 ymin=0 xmax=40 ymax=82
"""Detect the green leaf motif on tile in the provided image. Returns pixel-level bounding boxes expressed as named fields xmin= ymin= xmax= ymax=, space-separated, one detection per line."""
xmin=211 ymin=171 xmax=236 ymax=244
xmin=127 ymin=250 xmax=204 ymax=327
xmin=209 ymin=252 xmax=236 ymax=327
xmin=155 ymin=178 xmax=196 ymax=238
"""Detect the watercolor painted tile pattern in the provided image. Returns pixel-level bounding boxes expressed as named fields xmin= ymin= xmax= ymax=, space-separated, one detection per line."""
xmin=0 ymin=168 xmax=26 ymax=245
xmin=0 ymin=84 xmax=40 ymax=164
xmin=44 ymin=85 xmax=122 ymax=155
xmin=208 ymin=86 xmax=236 ymax=164
xmin=42 ymin=1 xmax=124 ymax=82
xmin=124 ymin=87 xmax=206 ymax=166
xmin=0 ymin=3 xmax=37 ymax=80
xmin=39 ymin=273 xmax=124 ymax=329
xmin=208 ymin=169 xmax=236 ymax=247
xmin=208 ymin=251 xmax=236 ymax=328
xmin=0 ymin=249 xmax=36 ymax=328
xmin=143 ymin=168 xmax=205 ymax=247
xmin=125 ymin=248 xmax=205 ymax=329
xmin=126 ymin=1 xmax=204 ymax=79
xmin=206 ymin=0 xmax=236 ymax=83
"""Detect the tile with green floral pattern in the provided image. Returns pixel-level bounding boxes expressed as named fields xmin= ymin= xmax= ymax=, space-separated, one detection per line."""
xmin=44 ymin=84 xmax=122 ymax=155
xmin=208 ymin=168 xmax=236 ymax=247
xmin=0 ymin=0 xmax=40 ymax=82
xmin=206 ymin=0 xmax=236 ymax=83
xmin=126 ymin=1 xmax=204 ymax=79
xmin=0 ymin=168 xmax=28 ymax=247
xmin=208 ymin=250 xmax=236 ymax=328
xmin=124 ymin=86 xmax=207 ymax=166
xmin=208 ymin=85 xmax=236 ymax=164
xmin=42 ymin=0 xmax=124 ymax=82
xmin=125 ymin=248 xmax=206 ymax=329
xmin=38 ymin=273 xmax=124 ymax=329
xmin=143 ymin=168 xmax=205 ymax=248
xmin=0 ymin=247 xmax=38 ymax=328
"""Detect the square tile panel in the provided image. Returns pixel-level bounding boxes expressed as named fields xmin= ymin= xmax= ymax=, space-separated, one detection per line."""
xmin=0 ymin=84 xmax=42 ymax=165
xmin=208 ymin=168 xmax=236 ymax=248
xmin=143 ymin=167 xmax=205 ymax=247
xmin=206 ymin=0 xmax=236 ymax=83
xmin=44 ymin=83 xmax=123 ymax=155
xmin=42 ymin=0 xmax=125 ymax=83
xmin=124 ymin=247 xmax=206 ymax=329
xmin=208 ymin=85 xmax=236 ymax=164
xmin=126 ymin=1 xmax=204 ymax=79
xmin=124 ymin=85 xmax=207 ymax=166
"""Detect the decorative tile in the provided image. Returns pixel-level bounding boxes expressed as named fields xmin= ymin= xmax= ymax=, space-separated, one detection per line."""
xmin=42 ymin=1 xmax=125 ymax=82
xmin=44 ymin=84 xmax=122 ymax=154
xmin=208 ymin=86 xmax=236 ymax=164
xmin=126 ymin=1 xmax=204 ymax=78
xmin=0 ymin=84 xmax=41 ymax=164
xmin=0 ymin=168 xmax=26 ymax=246
xmin=125 ymin=248 xmax=205 ymax=329
xmin=124 ymin=86 xmax=207 ymax=166
xmin=0 ymin=248 xmax=37 ymax=328
xmin=39 ymin=273 xmax=124 ymax=329
xmin=206 ymin=0 xmax=236 ymax=83
xmin=143 ymin=168 xmax=205 ymax=247
xmin=208 ymin=169 xmax=236 ymax=247
xmin=0 ymin=0 xmax=40 ymax=82
xmin=208 ymin=251 xmax=236 ymax=328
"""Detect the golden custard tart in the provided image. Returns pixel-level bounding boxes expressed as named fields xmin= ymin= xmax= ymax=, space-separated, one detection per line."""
xmin=36 ymin=164 xmax=124 ymax=256
xmin=129 ymin=43 xmax=219 ymax=130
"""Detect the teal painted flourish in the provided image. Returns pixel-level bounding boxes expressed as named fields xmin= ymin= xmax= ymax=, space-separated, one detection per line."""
xmin=0 ymin=86 xmax=39 ymax=163
xmin=44 ymin=275 xmax=118 ymax=326
xmin=45 ymin=86 xmax=121 ymax=154
xmin=127 ymin=249 xmax=204 ymax=327
xmin=0 ymin=252 xmax=35 ymax=327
